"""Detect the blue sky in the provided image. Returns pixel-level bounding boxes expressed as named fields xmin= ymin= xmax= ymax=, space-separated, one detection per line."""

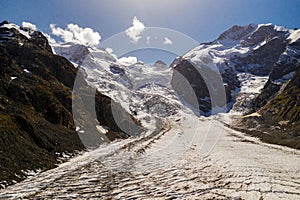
xmin=1 ymin=0 xmax=300 ymax=64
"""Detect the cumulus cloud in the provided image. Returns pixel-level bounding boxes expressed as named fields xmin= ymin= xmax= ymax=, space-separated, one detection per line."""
xmin=22 ymin=21 xmax=37 ymax=31
xmin=117 ymin=56 xmax=137 ymax=66
xmin=125 ymin=17 xmax=145 ymax=43
xmin=163 ymin=37 xmax=173 ymax=45
xmin=50 ymin=24 xmax=101 ymax=46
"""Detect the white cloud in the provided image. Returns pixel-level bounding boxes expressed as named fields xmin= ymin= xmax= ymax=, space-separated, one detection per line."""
xmin=125 ymin=16 xmax=145 ymax=43
xmin=163 ymin=37 xmax=173 ymax=45
xmin=22 ymin=21 xmax=37 ymax=31
xmin=50 ymin=24 xmax=101 ymax=46
xmin=117 ymin=56 xmax=137 ymax=66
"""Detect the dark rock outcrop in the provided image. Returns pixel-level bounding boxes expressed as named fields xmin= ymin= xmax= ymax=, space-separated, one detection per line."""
xmin=171 ymin=58 xmax=238 ymax=114
xmin=254 ymin=37 xmax=300 ymax=109
xmin=0 ymin=24 xmax=83 ymax=185
xmin=259 ymin=65 xmax=300 ymax=123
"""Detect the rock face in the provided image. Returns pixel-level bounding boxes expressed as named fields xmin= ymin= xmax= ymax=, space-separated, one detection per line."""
xmin=254 ymin=34 xmax=300 ymax=108
xmin=171 ymin=24 xmax=298 ymax=114
xmin=262 ymin=66 xmax=300 ymax=122
xmin=254 ymin=40 xmax=300 ymax=122
xmin=171 ymin=58 xmax=236 ymax=114
xmin=232 ymin=25 xmax=288 ymax=75
xmin=0 ymin=21 xmax=142 ymax=186
xmin=238 ymin=65 xmax=300 ymax=149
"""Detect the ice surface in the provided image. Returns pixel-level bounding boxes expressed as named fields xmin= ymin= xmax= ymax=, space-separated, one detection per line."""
xmin=1 ymin=104 xmax=299 ymax=199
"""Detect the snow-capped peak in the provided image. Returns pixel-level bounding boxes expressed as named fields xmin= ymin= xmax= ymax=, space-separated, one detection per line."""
xmin=217 ymin=23 xmax=257 ymax=41
xmin=182 ymin=23 xmax=292 ymax=75
xmin=274 ymin=25 xmax=289 ymax=32
xmin=216 ymin=23 xmax=290 ymax=44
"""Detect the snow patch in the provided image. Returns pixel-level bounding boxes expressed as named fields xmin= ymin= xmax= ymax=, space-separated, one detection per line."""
xmin=288 ymin=29 xmax=300 ymax=44
xmin=23 ymin=69 xmax=31 ymax=73
xmin=274 ymin=25 xmax=289 ymax=32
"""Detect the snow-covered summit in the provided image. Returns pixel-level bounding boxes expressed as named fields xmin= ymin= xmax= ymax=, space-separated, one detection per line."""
xmin=182 ymin=23 xmax=291 ymax=74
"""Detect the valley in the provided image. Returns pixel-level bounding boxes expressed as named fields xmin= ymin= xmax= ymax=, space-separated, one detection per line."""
xmin=0 ymin=20 xmax=300 ymax=199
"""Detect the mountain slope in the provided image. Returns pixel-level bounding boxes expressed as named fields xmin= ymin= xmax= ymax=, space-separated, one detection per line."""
xmin=171 ymin=23 xmax=298 ymax=114
xmin=51 ymin=42 xmax=175 ymax=136
xmin=0 ymin=21 xmax=84 ymax=185
xmin=231 ymin=29 xmax=300 ymax=149
xmin=236 ymin=65 xmax=300 ymax=149
xmin=169 ymin=23 xmax=300 ymax=148
xmin=264 ymin=65 xmax=300 ymax=122
xmin=0 ymin=21 xmax=141 ymax=186
xmin=254 ymin=31 xmax=300 ymax=108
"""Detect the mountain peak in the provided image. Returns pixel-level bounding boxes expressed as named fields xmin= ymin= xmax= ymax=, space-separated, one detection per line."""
xmin=153 ymin=60 xmax=168 ymax=68
xmin=216 ymin=23 xmax=290 ymax=42
xmin=217 ymin=23 xmax=257 ymax=41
